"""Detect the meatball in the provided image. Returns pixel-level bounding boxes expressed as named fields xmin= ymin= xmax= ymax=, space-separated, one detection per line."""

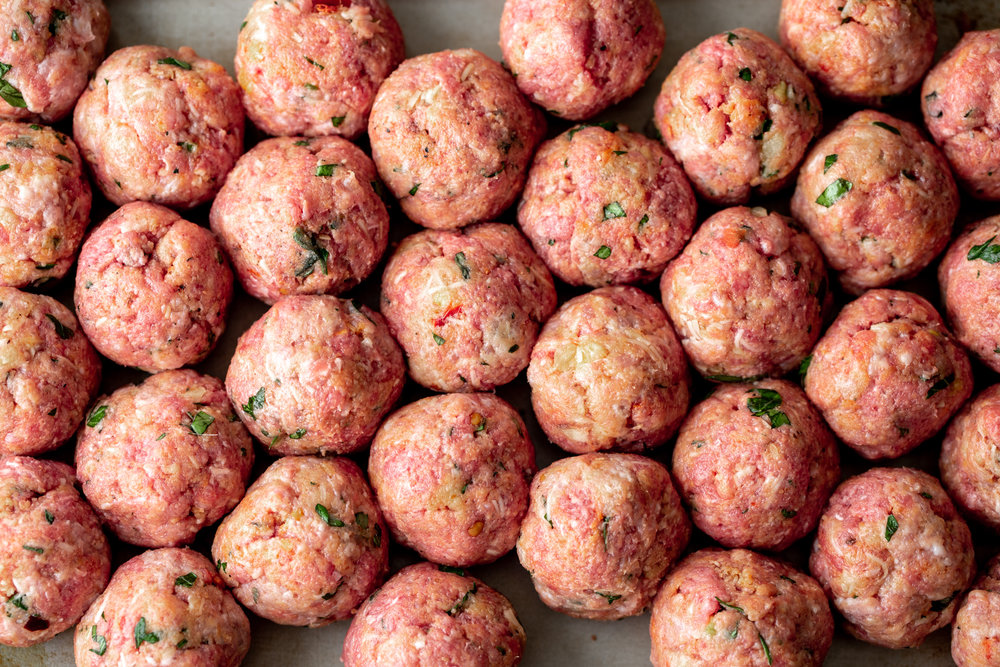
xmin=791 ymin=110 xmax=959 ymax=293
xmin=73 ymin=45 xmax=244 ymax=209
xmin=922 ymin=29 xmax=1000 ymax=200
xmin=810 ymin=467 xmax=975 ymax=648
xmin=0 ymin=121 xmax=91 ymax=288
xmin=381 ymin=223 xmax=557 ymax=392
xmin=804 ymin=289 xmax=972 ymax=459
xmin=236 ymin=0 xmax=404 ymax=139
xmin=0 ymin=0 xmax=110 ymax=122
xmin=343 ymin=562 xmax=526 ymax=667
xmin=74 ymin=548 xmax=250 ymax=667
xmin=672 ymin=379 xmax=839 ymax=551
xmin=74 ymin=202 xmax=233 ymax=371
xmin=210 ymin=136 xmax=388 ymax=304
xmin=527 ymin=286 xmax=690 ymax=454
xmin=0 ymin=457 xmax=109 ymax=647
xmin=779 ymin=0 xmax=936 ymax=105
xmin=369 ymin=393 xmax=536 ymax=567
xmin=653 ymin=27 xmax=821 ymax=205
xmin=940 ymin=384 xmax=1000 ymax=532
xmin=952 ymin=555 xmax=1000 ymax=667
xmin=516 ymin=453 xmax=690 ymax=620
xmin=211 ymin=456 xmax=388 ymax=627
xmin=369 ymin=48 xmax=545 ymax=230
xmin=939 ymin=215 xmax=1000 ymax=373
xmin=225 ymin=295 xmax=404 ymax=455
xmin=650 ymin=548 xmax=833 ymax=667
xmin=661 ymin=206 xmax=829 ymax=379
xmin=517 ymin=124 xmax=697 ymax=287
xmin=75 ymin=370 xmax=253 ymax=548
xmin=0 ymin=288 xmax=101 ymax=457
xmin=499 ymin=0 xmax=665 ymax=120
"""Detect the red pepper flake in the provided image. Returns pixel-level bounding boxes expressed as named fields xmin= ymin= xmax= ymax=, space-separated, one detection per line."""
xmin=434 ymin=304 xmax=463 ymax=328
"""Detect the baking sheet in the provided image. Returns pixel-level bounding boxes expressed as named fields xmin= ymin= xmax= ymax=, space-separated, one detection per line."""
xmin=3 ymin=1 xmax=1000 ymax=665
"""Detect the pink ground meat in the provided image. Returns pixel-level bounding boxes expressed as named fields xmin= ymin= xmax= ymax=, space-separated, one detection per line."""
xmin=940 ymin=384 xmax=1000 ymax=532
xmin=211 ymin=456 xmax=389 ymax=627
xmin=517 ymin=123 xmax=697 ymax=287
xmin=952 ymin=555 xmax=1000 ymax=667
xmin=0 ymin=456 xmax=109 ymax=647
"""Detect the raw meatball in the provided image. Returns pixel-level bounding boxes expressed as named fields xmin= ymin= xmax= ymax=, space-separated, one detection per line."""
xmin=381 ymin=223 xmax=557 ymax=393
xmin=527 ymin=286 xmax=690 ymax=454
xmin=940 ymin=384 xmax=1000 ymax=532
xmin=74 ymin=548 xmax=250 ymax=667
xmin=779 ymin=0 xmax=936 ymax=105
xmin=661 ymin=206 xmax=829 ymax=379
xmin=73 ymin=45 xmax=244 ymax=209
xmin=369 ymin=48 xmax=545 ymax=230
xmin=499 ymin=0 xmax=665 ymax=120
xmin=74 ymin=201 xmax=233 ymax=371
xmin=342 ymin=562 xmax=526 ymax=667
xmin=672 ymin=379 xmax=839 ymax=551
xmin=369 ymin=393 xmax=536 ymax=567
xmin=0 ymin=121 xmax=91 ymax=288
xmin=922 ymin=30 xmax=1000 ymax=200
xmin=225 ymin=295 xmax=404 ymax=455
xmin=653 ymin=27 xmax=821 ymax=205
xmin=75 ymin=370 xmax=254 ymax=548
xmin=236 ymin=0 xmax=404 ymax=139
xmin=650 ymin=548 xmax=833 ymax=667
xmin=810 ymin=467 xmax=975 ymax=648
xmin=0 ymin=288 xmax=101 ymax=457
xmin=791 ymin=110 xmax=959 ymax=293
xmin=804 ymin=289 xmax=972 ymax=459
xmin=517 ymin=123 xmax=697 ymax=287
xmin=0 ymin=457 xmax=109 ymax=647
xmin=516 ymin=453 xmax=690 ymax=620
xmin=938 ymin=215 xmax=1000 ymax=373
xmin=211 ymin=456 xmax=388 ymax=627
xmin=952 ymin=555 xmax=1000 ymax=667
xmin=0 ymin=0 xmax=110 ymax=122
xmin=210 ymin=136 xmax=388 ymax=304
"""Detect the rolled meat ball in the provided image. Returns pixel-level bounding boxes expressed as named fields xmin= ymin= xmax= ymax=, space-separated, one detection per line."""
xmin=517 ymin=123 xmax=696 ymax=287
xmin=0 ymin=121 xmax=91 ymax=288
xmin=940 ymin=384 xmax=1000 ymax=532
xmin=939 ymin=215 xmax=1000 ymax=373
xmin=653 ymin=27 xmax=821 ymax=205
xmin=210 ymin=136 xmax=388 ymax=304
xmin=499 ymin=0 xmax=665 ymax=120
xmin=236 ymin=0 xmax=403 ymax=139
xmin=368 ymin=393 xmax=536 ymax=567
xmin=211 ymin=456 xmax=389 ymax=627
xmin=661 ymin=206 xmax=829 ymax=380
xmin=225 ymin=295 xmax=404 ymax=455
xmin=650 ymin=548 xmax=833 ymax=667
xmin=804 ymin=289 xmax=972 ymax=459
xmin=369 ymin=48 xmax=545 ymax=230
xmin=0 ymin=457 xmax=109 ymax=647
xmin=516 ymin=453 xmax=690 ymax=620
xmin=0 ymin=288 xmax=101 ymax=457
xmin=791 ymin=110 xmax=959 ymax=293
xmin=527 ymin=286 xmax=690 ymax=454
xmin=0 ymin=0 xmax=110 ymax=122
xmin=381 ymin=223 xmax=557 ymax=393
xmin=342 ymin=562 xmax=526 ymax=667
xmin=810 ymin=467 xmax=975 ymax=648
xmin=73 ymin=45 xmax=244 ymax=209
xmin=75 ymin=369 xmax=254 ymax=548
xmin=952 ymin=555 xmax=1000 ymax=667
xmin=672 ymin=379 xmax=839 ymax=551
xmin=74 ymin=548 xmax=250 ymax=667
xmin=74 ymin=201 xmax=233 ymax=371
xmin=922 ymin=29 xmax=1000 ymax=200
xmin=779 ymin=0 xmax=936 ymax=105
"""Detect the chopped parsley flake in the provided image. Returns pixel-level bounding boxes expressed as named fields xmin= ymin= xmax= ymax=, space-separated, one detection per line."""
xmin=798 ymin=354 xmax=812 ymax=382
xmin=759 ymin=632 xmax=773 ymax=665
xmin=602 ymin=201 xmax=626 ymax=220
xmin=157 ymin=57 xmax=192 ymax=70
xmin=409 ymin=183 xmax=420 ymax=196
xmin=133 ymin=617 xmax=160 ymax=649
xmin=0 ymin=164 xmax=9 ymax=172
xmin=726 ymin=31 xmax=739 ymax=45
xmin=304 ymin=57 xmax=324 ymax=69
xmin=438 ymin=565 xmax=465 ymax=576
xmin=289 ymin=428 xmax=306 ymax=439
xmin=55 ymin=154 xmax=72 ymax=163
xmin=872 ymin=121 xmax=901 ymax=135
xmin=174 ymin=573 xmax=197 ymax=588
xmin=926 ymin=373 xmax=955 ymax=399
xmin=455 ymin=252 xmax=471 ymax=279
xmin=738 ymin=67 xmax=752 ymax=81
xmin=815 ymin=178 xmax=852 ymax=207
xmin=11 ymin=29 xmax=19 ymax=42
xmin=315 ymin=503 xmax=344 ymax=527
xmin=567 ymin=120 xmax=618 ymax=140
xmin=885 ymin=513 xmax=899 ymax=541
xmin=781 ymin=508 xmax=797 ymax=518
xmin=753 ymin=118 xmax=772 ymax=140
xmin=44 ymin=510 xmax=54 ymax=524
xmin=44 ymin=313 xmax=73 ymax=339
xmin=596 ymin=591 xmax=622 ymax=604
xmin=930 ymin=591 xmax=959 ymax=613
xmin=241 ymin=387 xmax=265 ymax=420
xmin=594 ymin=245 xmax=612 ymax=259
xmin=315 ymin=163 xmax=337 ymax=177
xmin=823 ymin=154 xmax=838 ymax=174
xmin=715 ymin=597 xmax=745 ymax=614
xmin=747 ymin=388 xmax=791 ymax=428
xmin=8 ymin=593 xmax=27 ymax=610
xmin=433 ymin=333 xmax=446 ymax=345
xmin=293 ymin=227 xmax=329 ymax=277
xmin=447 ymin=584 xmax=478 ymax=616
xmin=187 ymin=411 xmax=214 ymax=435
xmin=968 ymin=236 xmax=1000 ymax=264
xmin=638 ymin=214 xmax=649 ymax=230
xmin=86 ymin=405 xmax=108 ymax=427
xmin=22 ymin=545 xmax=43 ymax=554
xmin=90 ymin=625 xmax=107 ymax=656
xmin=330 ymin=116 xmax=345 ymax=127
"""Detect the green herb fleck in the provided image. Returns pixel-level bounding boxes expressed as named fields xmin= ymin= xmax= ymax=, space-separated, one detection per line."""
xmin=187 ymin=411 xmax=214 ymax=435
xmin=508 ymin=344 xmax=519 ymax=353
xmin=289 ymin=428 xmax=306 ymax=439
xmin=176 ymin=638 xmax=188 ymax=649
xmin=439 ymin=565 xmax=465 ymax=576
xmin=567 ymin=121 xmax=618 ymax=140
xmin=902 ymin=170 xmax=917 ymax=181
xmin=823 ymin=154 xmax=838 ymax=174
xmin=798 ymin=354 xmax=812 ymax=382
xmin=759 ymin=632 xmax=772 ymax=665
xmin=22 ymin=545 xmax=43 ymax=554
xmin=240 ymin=20 xmax=247 ymax=31
xmin=216 ymin=560 xmax=227 ymax=573
xmin=8 ymin=593 xmax=27 ymax=610
xmin=134 ymin=617 xmax=160 ymax=649
xmin=920 ymin=491 xmax=933 ymax=499
xmin=715 ymin=597 xmax=745 ymax=614
xmin=779 ymin=575 xmax=796 ymax=584
xmin=0 ymin=164 xmax=9 ymax=172
xmin=885 ymin=513 xmax=899 ymax=541
xmin=747 ymin=388 xmax=791 ymax=428
xmin=926 ymin=373 xmax=955 ymax=399
xmin=930 ymin=591 xmax=959 ymax=613
xmin=89 ymin=625 xmax=107 ymax=656
xmin=872 ymin=121 xmax=901 ymax=135
xmin=447 ymin=584 xmax=478 ymax=616
xmin=738 ymin=67 xmax=752 ymax=81
xmin=54 ymin=153 xmax=72 ymax=163
xmin=455 ymin=252 xmax=471 ymax=279
xmin=330 ymin=116 xmax=345 ymax=127
xmin=602 ymin=201 xmax=626 ymax=220
xmin=86 ymin=405 xmax=108 ymax=427
xmin=594 ymin=245 xmax=612 ymax=260
xmin=11 ymin=29 xmax=19 ymax=42
xmin=157 ymin=57 xmax=192 ymax=70
xmin=355 ymin=512 xmax=369 ymax=531
xmin=293 ymin=227 xmax=329 ymax=277
xmin=48 ymin=9 xmax=67 ymax=36
xmin=174 ymin=573 xmax=197 ymax=588
xmin=726 ymin=31 xmax=739 ymax=45
xmin=241 ymin=387 xmax=265 ymax=420
xmin=781 ymin=508 xmax=797 ymax=518
xmin=638 ymin=214 xmax=649 ymax=230
xmin=303 ymin=82 xmax=318 ymax=90
xmin=968 ymin=236 xmax=1000 ymax=264
xmin=315 ymin=503 xmax=344 ymax=527
xmin=815 ymin=178 xmax=852 ymax=207
xmin=600 ymin=515 xmax=612 ymax=551
xmin=753 ymin=118 xmax=772 ymax=140
xmin=44 ymin=313 xmax=73 ymax=339
xmin=409 ymin=183 xmax=420 ymax=196
xmin=706 ymin=374 xmax=762 ymax=383
xmin=433 ymin=333 xmax=446 ymax=345
xmin=315 ymin=163 xmax=337 ymax=177
xmin=304 ymin=56 xmax=324 ymax=69
xmin=43 ymin=510 xmax=54 ymax=524
xmin=596 ymin=591 xmax=622 ymax=605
